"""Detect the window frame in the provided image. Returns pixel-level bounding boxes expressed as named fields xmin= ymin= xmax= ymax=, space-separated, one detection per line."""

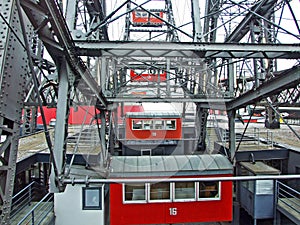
xmin=123 ymin=183 xmax=147 ymax=204
xmin=148 ymin=182 xmax=172 ymax=203
xmin=143 ymin=120 xmax=153 ymax=130
xmin=153 ymin=120 xmax=165 ymax=130
xmin=132 ymin=119 xmax=142 ymax=130
xmin=198 ymin=181 xmax=221 ymax=201
xmin=82 ymin=187 xmax=102 ymax=210
xmin=165 ymin=119 xmax=176 ymax=130
xmin=173 ymin=181 xmax=196 ymax=202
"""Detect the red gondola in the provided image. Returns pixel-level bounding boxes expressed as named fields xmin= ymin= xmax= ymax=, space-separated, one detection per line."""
xmin=125 ymin=112 xmax=182 ymax=141
xmin=109 ymin=154 xmax=233 ymax=225
xmin=132 ymin=10 xmax=164 ymax=27
xmin=130 ymin=70 xmax=167 ymax=82
xmin=121 ymin=111 xmax=182 ymax=156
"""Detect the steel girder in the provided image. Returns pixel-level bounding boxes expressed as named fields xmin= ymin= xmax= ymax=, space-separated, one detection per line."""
xmin=0 ymin=0 xmax=32 ymax=223
xmin=75 ymin=41 xmax=300 ymax=59
xmin=226 ymin=65 xmax=300 ymax=111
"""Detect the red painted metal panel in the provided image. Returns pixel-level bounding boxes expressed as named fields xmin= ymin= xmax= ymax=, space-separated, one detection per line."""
xmin=68 ymin=106 xmax=99 ymax=125
xmin=36 ymin=107 xmax=57 ymax=125
xmin=110 ymin=175 xmax=233 ymax=225
xmin=35 ymin=105 xmax=144 ymax=125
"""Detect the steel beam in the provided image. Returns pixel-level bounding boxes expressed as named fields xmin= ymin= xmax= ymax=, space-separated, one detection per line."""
xmin=106 ymin=96 xmax=230 ymax=104
xmin=49 ymin=59 xmax=70 ymax=193
xmin=226 ymin=66 xmax=300 ymax=111
xmin=75 ymin=41 xmax=300 ymax=59
xmin=0 ymin=1 xmax=31 ymax=223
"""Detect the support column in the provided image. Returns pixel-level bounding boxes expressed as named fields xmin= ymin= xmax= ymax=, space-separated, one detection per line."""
xmin=0 ymin=1 xmax=32 ymax=223
xmin=100 ymin=110 xmax=107 ymax=166
xmin=100 ymin=57 xmax=107 ymax=92
xmin=228 ymin=110 xmax=236 ymax=161
xmin=50 ymin=59 xmax=70 ymax=192
xmin=191 ymin=0 xmax=203 ymax=42
xmin=166 ymin=59 xmax=171 ymax=96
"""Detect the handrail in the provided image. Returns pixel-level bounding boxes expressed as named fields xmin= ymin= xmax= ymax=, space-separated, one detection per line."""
xmin=12 ymin=181 xmax=36 ymax=200
xmin=276 ymin=181 xmax=300 ymax=216
xmin=10 ymin=181 xmax=45 ymax=219
xmin=17 ymin=193 xmax=54 ymax=225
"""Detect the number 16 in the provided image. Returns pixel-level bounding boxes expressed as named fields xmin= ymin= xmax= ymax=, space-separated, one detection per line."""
xmin=169 ymin=208 xmax=177 ymax=216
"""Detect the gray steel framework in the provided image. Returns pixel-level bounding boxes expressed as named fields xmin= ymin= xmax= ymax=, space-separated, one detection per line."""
xmin=1 ymin=0 xmax=300 ymax=223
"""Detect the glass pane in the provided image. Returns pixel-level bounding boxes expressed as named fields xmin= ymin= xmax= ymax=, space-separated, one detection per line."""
xmin=199 ymin=181 xmax=219 ymax=198
xmin=175 ymin=182 xmax=195 ymax=199
xmin=150 ymin=183 xmax=170 ymax=200
xmin=154 ymin=120 xmax=164 ymax=130
xmin=132 ymin=120 xmax=142 ymax=130
xmin=85 ymin=189 xmax=100 ymax=207
xmin=143 ymin=120 xmax=152 ymax=129
xmin=83 ymin=187 xmax=102 ymax=210
xmin=124 ymin=184 xmax=146 ymax=201
xmin=166 ymin=120 xmax=176 ymax=130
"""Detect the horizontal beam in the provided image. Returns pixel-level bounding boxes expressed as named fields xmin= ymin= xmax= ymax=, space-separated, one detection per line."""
xmin=235 ymin=149 xmax=289 ymax=162
xmin=226 ymin=66 xmax=300 ymax=110
xmin=106 ymin=96 xmax=230 ymax=104
xmin=75 ymin=41 xmax=300 ymax=59
xmin=62 ymin=174 xmax=300 ymax=185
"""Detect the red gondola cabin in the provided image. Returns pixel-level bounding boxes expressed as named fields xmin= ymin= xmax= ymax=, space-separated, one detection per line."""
xmin=130 ymin=70 xmax=167 ymax=82
xmin=109 ymin=154 xmax=233 ymax=225
xmin=132 ymin=10 xmax=164 ymax=27
xmin=122 ymin=112 xmax=183 ymax=156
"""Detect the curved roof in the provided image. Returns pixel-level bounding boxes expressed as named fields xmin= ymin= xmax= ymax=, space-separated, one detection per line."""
xmin=109 ymin=154 xmax=233 ymax=178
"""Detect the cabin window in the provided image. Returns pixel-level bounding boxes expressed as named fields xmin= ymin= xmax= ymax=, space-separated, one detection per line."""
xmin=143 ymin=120 xmax=152 ymax=129
xmin=154 ymin=120 xmax=164 ymax=130
xmin=132 ymin=120 xmax=142 ymax=130
xmin=135 ymin=12 xmax=141 ymax=17
xmin=149 ymin=182 xmax=171 ymax=201
xmin=82 ymin=187 xmax=102 ymax=210
xmin=166 ymin=120 xmax=176 ymax=130
xmin=199 ymin=181 xmax=220 ymax=199
xmin=123 ymin=183 xmax=146 ymax=202
xmin=150 ymin=12 xmax=161 ymax=18
xmin=174 ymin=182 xmax=196 ymax=201
xmin=122 ymin=181 xmax=222 ymax=203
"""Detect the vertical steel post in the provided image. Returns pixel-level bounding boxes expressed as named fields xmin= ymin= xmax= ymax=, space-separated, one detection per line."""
xmin=49 ymin=59 xmax=70 ymax=192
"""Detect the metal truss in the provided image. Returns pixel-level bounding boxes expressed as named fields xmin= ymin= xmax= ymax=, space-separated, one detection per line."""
xmin=1 ymin=0 xmax=300 ymax=222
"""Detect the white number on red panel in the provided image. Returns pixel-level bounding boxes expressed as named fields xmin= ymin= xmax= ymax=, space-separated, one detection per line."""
xmin=169 ymin=207 xmax=177 ymax=216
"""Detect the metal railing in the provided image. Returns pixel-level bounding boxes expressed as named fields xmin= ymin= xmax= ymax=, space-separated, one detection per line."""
xmin=16 ymin=193 xmax=54 ymax=225
xmin=10 ymin=182 xmax=46 ymax=219
xmin=275 ymin=181 xmax=300 ymax=224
